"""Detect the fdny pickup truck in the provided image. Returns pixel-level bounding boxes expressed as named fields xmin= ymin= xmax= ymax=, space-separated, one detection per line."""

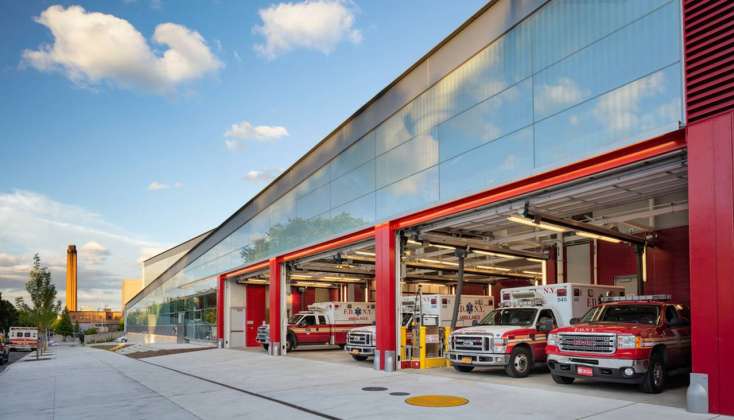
xmin=257 ymin=302 xmax=375 ymax=352
xmin=447 ymin=284 xmax=623 ymax=377
xmin=546 ymin=294 xmax=691 ymax=393
xmin=345 ymin=294 xmax=493 ymax=361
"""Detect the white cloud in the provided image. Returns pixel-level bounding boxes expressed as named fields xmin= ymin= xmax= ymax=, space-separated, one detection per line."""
xmin=224 ymin=120 xmax=289 ymax=151
xmin=253 ymin=0 xmax=362 ymax=59
xmin=148 ymin=181 xmax=182 ymax=191
xmin=593 ymin=71 xmax=666 ymax=132
xmin=0 ymin=190 xmax=165 ymax=310
xmin=22 ymin=5 xmax=221 ymax=94
xmin=243 ymin=169 xmax=281 ymax=183
xmin=535 ymin=77 xmax=589 ymax=117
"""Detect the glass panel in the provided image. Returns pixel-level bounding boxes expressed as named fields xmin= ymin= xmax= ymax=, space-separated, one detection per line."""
xmin=440 ymin=127 xmax=534 ymax=201
xmin=330 ymin=192 xmax=376 ymax=234
xmin=376 ymin=167 xmax=439 ymax=220
xmin=438 ymin=79 xmax=533 ymax=162
xmin=330 ymin=160 xmax=375 ymax=207
xmin=329 ymin=132 xmax=376 ymax=180
xmin=375 ymin=101 xmax=419 ymax=155
xmin=534 ymin=64 xmax=682 ymax=170
xmin=295 ymin=165 xmax=330 ymax=198
xmin=533 ymin=2 xmax=681 ymax=120
xmin=296 ymin=182 xmax=330 ymax=220
xmin=376 ymin=130 xmax=439 ymax=188
xmin=531 ymin=0 xmax=672 ymax=72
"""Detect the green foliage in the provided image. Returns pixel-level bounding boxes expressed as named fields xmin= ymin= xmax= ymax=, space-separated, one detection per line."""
xmin=118 ymin=317 xmax=125 ymax=332
xmin=0 ymin=296 xmax=18 ymax=335
xmin=14 ymin=254 xmax=61 ymax=334
xmin=84 ymin=327 xmax=98 ymax=335
xmin=55 ymin=308 xmax=74 ymax=337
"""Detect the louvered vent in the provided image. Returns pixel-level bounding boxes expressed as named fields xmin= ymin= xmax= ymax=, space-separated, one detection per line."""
xmin=684 ymin=0 xmax=734 ymax=123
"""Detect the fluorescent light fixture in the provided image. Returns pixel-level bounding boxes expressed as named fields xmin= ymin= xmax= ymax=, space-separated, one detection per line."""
xmin=576 ymin=231 xmax=622 ymax=244
xmin=246 ymin=279 xmax=268 ymax=284
xmin=429 ymin=243 xmax=456 ymax=250
xmin=507 ymin=215 xmax=567 ymax=233
xmin=526 ymin=258 xmax=545 ymax=263
xmin=471 ymin=249 xmax=519 ymax=260
xmin=355 ymin=250 xmax=375 ymax=257
xmin=523 ymin=270 xmax=542 ymax=275
xmin=476 ymin=265 xmax=511 ymax=272
xmin=293 ymin=281 xmax=332 ymax=288
xmin=290 ymin=274 xmax=313 ymax=279
xmin=407 ymin=239 xmax=422 ymax=246
xmin=322 ymin=276 xmax=360 ymax=282
xmin=418 ymin=258 xmax=458 ymax=266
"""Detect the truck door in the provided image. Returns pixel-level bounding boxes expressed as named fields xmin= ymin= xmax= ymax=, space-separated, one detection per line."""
xmin=299 ymin=315 xmax=319 ymax=343
xmin=534 ymin=309 xmax=558 ymax=361
xmin=664 ymin=305 xmax=689 ymax=367
xmin=316 ymin=315 xmax=332 ymax=344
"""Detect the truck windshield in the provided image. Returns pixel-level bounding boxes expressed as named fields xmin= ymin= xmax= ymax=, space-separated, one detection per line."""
xmin=288 ymin=315 xmax=303 ymax=324
xmin=479 ymin=308 xmax=537 ymax=326
xmin=581 ymin=304 xmax=660 ymax=325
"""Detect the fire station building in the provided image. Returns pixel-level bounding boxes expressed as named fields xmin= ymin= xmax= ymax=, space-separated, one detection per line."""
xmin=125 ymin=0 xmax=734 ymax=415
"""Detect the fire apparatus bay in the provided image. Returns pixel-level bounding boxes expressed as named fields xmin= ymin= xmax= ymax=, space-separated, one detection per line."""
xmin=447 ymin=284 xmax=623 ymax=377
xmin=257 ymin=302 xmax=375 ymax=352
xmin=546 ymin=294 xmax=691 ymax=393
xmin=345 ymin=294 xmax=494 ymax=361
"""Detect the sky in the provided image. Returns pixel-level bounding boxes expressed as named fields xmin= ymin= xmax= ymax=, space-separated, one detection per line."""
xmin=0 ymin=0 xmax=486 ymax=310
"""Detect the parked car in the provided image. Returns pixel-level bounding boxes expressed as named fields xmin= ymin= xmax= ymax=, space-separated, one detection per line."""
xmin=546 ymin=294 xmax=691 ymax=393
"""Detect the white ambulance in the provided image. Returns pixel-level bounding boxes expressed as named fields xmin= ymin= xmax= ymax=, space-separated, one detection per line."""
xmin=447 ymin=284 xmax=624 ymax=377
xmin=8 ymin=327 xmax=39 ymax=351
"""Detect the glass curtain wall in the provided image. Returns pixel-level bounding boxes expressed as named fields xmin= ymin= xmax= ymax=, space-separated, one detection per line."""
xmin=127 ymin=0 xmax=684 ymax=337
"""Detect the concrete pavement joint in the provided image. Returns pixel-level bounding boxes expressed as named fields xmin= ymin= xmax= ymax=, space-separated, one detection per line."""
xmin=137 ymin=358 xmax=342 ymax=420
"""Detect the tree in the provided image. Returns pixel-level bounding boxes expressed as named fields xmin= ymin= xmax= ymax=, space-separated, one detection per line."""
xmin=15 ymin=254 xmax=61 ymax=357
xmin=0 ymin=293 xmax=19 ymax=335
xmin=55 ymin=308 xmax=74 ymax=340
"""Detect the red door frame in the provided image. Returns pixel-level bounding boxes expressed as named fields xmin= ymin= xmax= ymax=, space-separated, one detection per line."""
xmin=375 ymin=223 xmax=397 ymax=370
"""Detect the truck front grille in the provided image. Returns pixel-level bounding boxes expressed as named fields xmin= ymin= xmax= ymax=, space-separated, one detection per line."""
xmin=347 ymin=332 xmax=371 ymax=346
xmin=558 ymin=333 xmax=616 ymax=354
xmin=451 ymin=335 xmax=489 ymax=352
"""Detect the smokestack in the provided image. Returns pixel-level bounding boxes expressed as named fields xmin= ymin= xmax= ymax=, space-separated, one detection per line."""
xmin=66 ymin=245 xmax=77 ymax=312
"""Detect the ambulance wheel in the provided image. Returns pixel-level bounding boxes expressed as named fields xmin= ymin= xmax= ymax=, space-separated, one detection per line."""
xmin=286 ymin=334 xmax=296 ymax=352
xmin=453 ymin=365 xmax=474 ymax=373
xmin=552 ymin=374 xmax=575 ymax=384
xmin=352 ymin=355 xmax=368 ymax=361
xmin=640 ymin=352 xmax=665 ymax=394
xmin=506 ymin=347 xmax=533 ymax=378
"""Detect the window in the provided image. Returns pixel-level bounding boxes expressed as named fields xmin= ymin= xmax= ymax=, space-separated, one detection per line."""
xmin=538 ymin=309 xmax=558 ymax=329
xmin=318 ymin=316 xmax=327 ymax=325
xmin=480 ymin=308 xmax=538 ymax=326
xmin=25 ymin=332 xmax=31 ymax=337
xmin=665 ymin=305 xmax=679 ymax=324
xmin=302 ymin=316 xmax=317 ymax=326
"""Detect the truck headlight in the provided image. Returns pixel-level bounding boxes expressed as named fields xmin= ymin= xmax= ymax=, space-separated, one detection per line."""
xmin=547 ymin=333 xmax=558 ymax=347
xmin=493 ymin=337 xmax=507 ymax=352
xmin=617 ymin=334 xmax=640 ymax=349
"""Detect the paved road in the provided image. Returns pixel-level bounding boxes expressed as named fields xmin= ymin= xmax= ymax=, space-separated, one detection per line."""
xmin=0 ymin=350 xmax=27 ymax=373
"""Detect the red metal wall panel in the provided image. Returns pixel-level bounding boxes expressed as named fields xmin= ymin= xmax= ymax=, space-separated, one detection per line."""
xmin=216 ymin=275 xmax=225 ymax=342
xmin=687 ymin=110 xmax=734 ymax=415
xmin=268 ymin=258 xmax=283 ymax=344
xmin=684 ymin=0 xmax=734 ymax=122
xmin=246 ymin=285 xmax=267 ymax=347
xmin=596 ymin=241 xmax=637 ymax=287
xmin=374 ymin=223 xmax=396 ymax=370
xmin=546 ymin=246 xmax=557 ymax=285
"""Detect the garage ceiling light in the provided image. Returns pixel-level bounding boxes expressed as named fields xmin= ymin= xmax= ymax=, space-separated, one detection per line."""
xmin=476 ymin=265 xmax=511 ymax=272
xmin=407 ymin=239 xmax=422 ymax=246
xmin=526 ymin=258 xmax=545 ymax=263
xmin=576 ymin=231 xmax=622 ymax=244
xmin=429 ymin=243 xmax=456 ymax=250
xmin=322 ymin=276 xmax=361 ymax=282
xmin=355 ymin=250 xmax=375 ymax=257
xmin=291 ymin=274 xmax=313 ymax=279
xmin=418 ymin=258 xmax=458 ymax=266
xmin=471 ymin=249 xmax=519 ymax=260
xmin=507 ymin=215 xmax=567 ymax=233
xmin=522 ymin=270 xmax=542 ymax=276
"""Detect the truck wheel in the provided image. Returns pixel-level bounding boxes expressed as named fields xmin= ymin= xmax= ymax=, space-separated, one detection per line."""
xmin=640 ymin=353 xmax=666 ymax=394
xmin=286 ymin=334 xmax=296 ymax=352
xmin=351 ymin=355 xmax=368 ymax=361
xmin=552 ymin=374 xmax=575 ymax=384
xmin=505 ymin=347 xmax=533 ymax=378
xmin=453 ymin=365 xmax=474 ymax=373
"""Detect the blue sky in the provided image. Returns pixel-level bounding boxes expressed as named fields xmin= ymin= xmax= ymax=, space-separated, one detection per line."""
xmin=0 ymin=0 xmax=485 ymax=309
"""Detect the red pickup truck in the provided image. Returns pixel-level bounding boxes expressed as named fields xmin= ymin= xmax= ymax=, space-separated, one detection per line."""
xmin=546 ymin=295 xmax=690 ymax=393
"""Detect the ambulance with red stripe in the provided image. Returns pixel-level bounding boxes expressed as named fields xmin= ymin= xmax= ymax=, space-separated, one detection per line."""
xmin=257 ymin=302 xmax=375 ymax=352
xmin=8 ymin=327 xmax=39 ymax=352
xmin=546 ymin=295 xmax=691 ymax=393
xmin=448 ymin=284 xmax=623 ymax=377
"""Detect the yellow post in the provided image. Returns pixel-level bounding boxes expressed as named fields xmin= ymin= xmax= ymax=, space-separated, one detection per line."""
xmin=443 ymin=327 xmax=451 ymax=367
xmin=400 ymin=326 xmax=407 ymax=362
xmin=419 ymin=326 xmax=426 ymax=369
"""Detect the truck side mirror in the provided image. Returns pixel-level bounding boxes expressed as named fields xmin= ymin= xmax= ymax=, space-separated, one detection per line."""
xmin=537 ymin=318 xmax=554 ymax=332
xmin=569 ymin=317 xmax=580 ymax=325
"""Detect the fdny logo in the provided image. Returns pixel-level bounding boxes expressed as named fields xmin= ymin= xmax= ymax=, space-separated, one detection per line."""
xmin=465 ymin=302 xmax=474 ymax=314
xmin=354 ymin=307 xmax=362 ymax=316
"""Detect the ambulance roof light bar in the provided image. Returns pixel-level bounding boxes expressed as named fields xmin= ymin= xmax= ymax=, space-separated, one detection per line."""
xmin=601 ymin=294 xmax=672 ymax=302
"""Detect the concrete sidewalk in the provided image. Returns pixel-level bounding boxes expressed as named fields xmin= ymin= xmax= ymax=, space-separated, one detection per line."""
xmin=0 ymin=345 xmax=728 ymax=419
